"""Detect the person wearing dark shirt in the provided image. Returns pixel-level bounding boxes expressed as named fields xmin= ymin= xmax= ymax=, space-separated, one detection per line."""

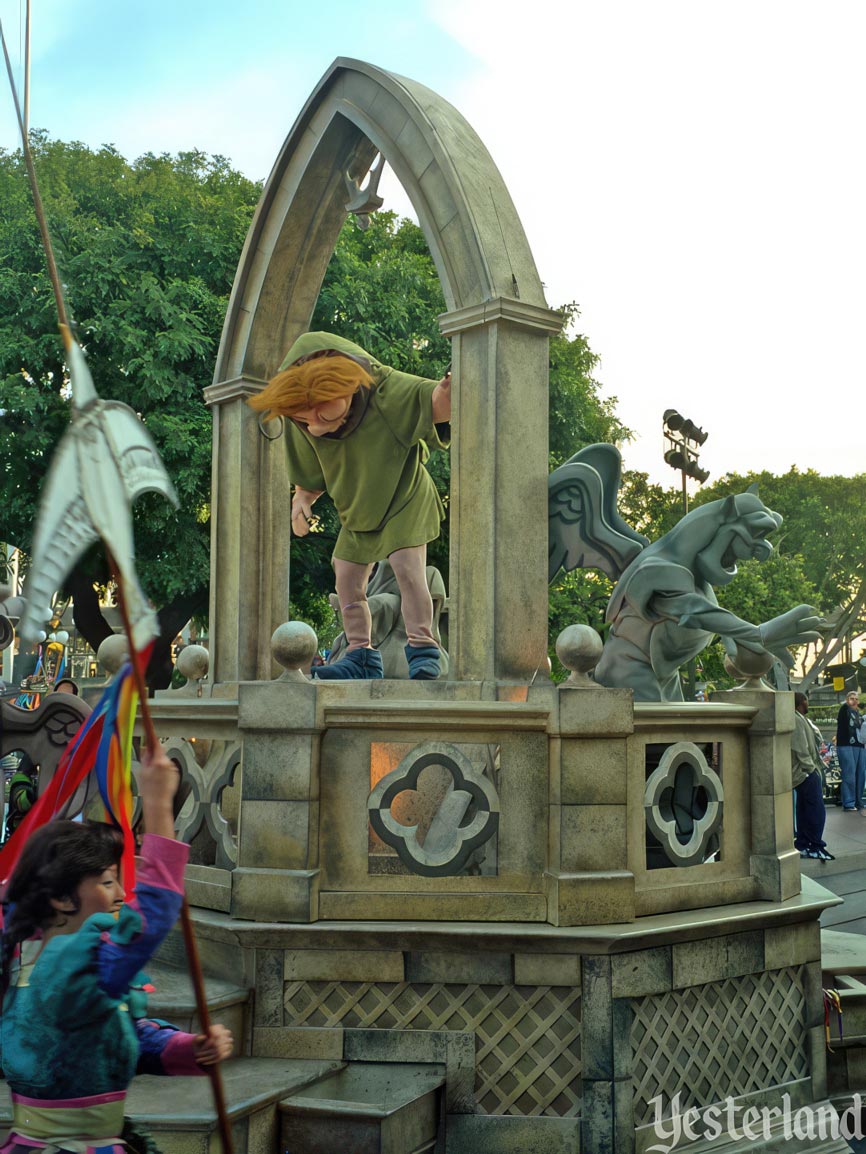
xmin=835 ymin=690 xmax=865 ymax=812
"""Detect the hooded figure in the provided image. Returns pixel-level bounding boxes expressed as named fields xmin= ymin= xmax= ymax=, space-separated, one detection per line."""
xmin=249 ymin=332 xmax=451 ymax=680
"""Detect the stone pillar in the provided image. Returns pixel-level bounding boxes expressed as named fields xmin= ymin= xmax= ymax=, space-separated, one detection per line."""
xmin=440 ymin=298 xmax=562 ymax=684
xmin=233 ymin=680 xmax=320 ymax=922
xmin=712 ymin=686 xmax=801 ymax=902
xmin=204 ymin=377 xmax=292 ymax=684
xmin=546 ymin=685 xmax=636 ymax=926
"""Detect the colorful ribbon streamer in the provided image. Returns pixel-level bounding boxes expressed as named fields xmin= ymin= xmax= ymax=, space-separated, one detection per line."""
xmin=0 ymin=642 xmax=153 ymax=903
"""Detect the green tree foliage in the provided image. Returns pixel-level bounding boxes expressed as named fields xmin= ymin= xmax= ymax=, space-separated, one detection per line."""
xmin=549 ymin=304 xmax=630 ymax=469
xmin=0 ymin=135 xmax=261 ymax=680
xmin=0 ymin=138 xmax=632 ymax=676
xmin=691 ymin=468 xmax=866 ymax=611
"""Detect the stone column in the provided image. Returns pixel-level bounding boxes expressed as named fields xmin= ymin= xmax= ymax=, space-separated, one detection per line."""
xmin=546 ymin=685 xmax=636 ymax=926
xmin=712 ymin=687 xmax=801 ymax=902
xmin=440 ymin=298 xmax=562 ymax=684
xmin=204 ymin=377 xmax=292 ymax=684
xmin=233 ymin=680 xmax=320 ymax=922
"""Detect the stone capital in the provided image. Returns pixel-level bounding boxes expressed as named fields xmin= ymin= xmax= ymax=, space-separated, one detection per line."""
xmin=438 ymin=296 xmax=564 ymax=337
xmin=204 ymin=375 xmax=269 ymax=408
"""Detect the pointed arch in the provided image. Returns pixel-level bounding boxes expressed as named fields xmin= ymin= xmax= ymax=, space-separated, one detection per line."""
xmin=206 ymin=59 xmax=561 ymax=683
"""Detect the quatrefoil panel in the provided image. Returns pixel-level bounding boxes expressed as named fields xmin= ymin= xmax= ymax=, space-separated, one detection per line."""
xmin=368 ymin=740 xmax=500 ymax=877
xmin=644 ymin=741 xmax=724 ymax=867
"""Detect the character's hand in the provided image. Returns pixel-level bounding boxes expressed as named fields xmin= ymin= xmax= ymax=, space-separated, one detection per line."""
xmin=137 ymin=747 xmax=180 ymax=807
xmin=758 ymin=604 xmax=828 ymax=665
xmin=291 ymin=488 xmax=322 ymax=537
xmin=193 ymin=1024 xmax=234 ymax=1066
xmin=432 ymin=370 xmax=452 ymax=423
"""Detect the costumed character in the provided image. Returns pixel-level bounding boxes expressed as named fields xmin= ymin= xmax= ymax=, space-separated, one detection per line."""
xmin=326 ymin=559 xmax=449 ymax=678
xmin=249 ymin=332 xmax=451 ymax=680
xmin=0 ymin=749 xmax=234 ymax=1154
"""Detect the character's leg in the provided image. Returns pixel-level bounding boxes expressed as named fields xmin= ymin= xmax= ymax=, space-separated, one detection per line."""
xmin=389 ymin=545 xmax=440 ymax=680
xmin=857 ymin=747 xmax=866 ymax=811
xmin=312 ymin=559 xmax=383 ymax=680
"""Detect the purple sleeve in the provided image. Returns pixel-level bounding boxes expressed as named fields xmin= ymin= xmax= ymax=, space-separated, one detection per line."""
xmin=97 ymin=835 xmax=189 ymax=999
xmin=136 ymin=1019 xmax=205 ymax=1076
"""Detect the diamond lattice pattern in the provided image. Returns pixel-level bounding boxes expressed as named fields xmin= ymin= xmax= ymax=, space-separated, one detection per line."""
xmin=631 ymin=965 xmax=808 ymax=1125
xmin=284 ymin=980 xmax=581 ymax=1117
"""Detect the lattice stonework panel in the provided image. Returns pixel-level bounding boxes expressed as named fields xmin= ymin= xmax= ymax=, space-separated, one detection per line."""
xmin=284 ymin=980 xmax=581 ymax=1117
xmin=631 ymin=966 xmax=808 ymax=1124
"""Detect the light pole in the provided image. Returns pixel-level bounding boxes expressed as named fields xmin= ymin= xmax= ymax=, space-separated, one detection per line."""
xmin=663 ymin=409 xmax=710 ymax=698
xmin=662 ymin=409 xmax=709 ymax=514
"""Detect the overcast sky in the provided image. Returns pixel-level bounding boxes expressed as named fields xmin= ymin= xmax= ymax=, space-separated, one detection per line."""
xmin=1 ymin=0 xmax=863 ymax=487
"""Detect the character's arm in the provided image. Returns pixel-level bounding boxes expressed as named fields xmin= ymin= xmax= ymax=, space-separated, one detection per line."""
xmin=136 ymin=1018 xmax=233 ymax=1075
xmin=656 ymin=591 xmax=764 ymax=647
xmin=96 ymin=834 xmax=188 ymax=999
xmin=375 ymin=370 xmax=449 ymax=449
xmin=670 ymin=594 xmax=824 ymax=667
xmin=291 ymin=487 xmax=325 ymax=538
xmin=431 ymin=371 xmax=451 ymax=424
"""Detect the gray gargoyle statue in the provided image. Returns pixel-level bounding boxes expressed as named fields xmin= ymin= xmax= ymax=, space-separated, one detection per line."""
xmin=548 ymin=444 xmax=825 ymax=701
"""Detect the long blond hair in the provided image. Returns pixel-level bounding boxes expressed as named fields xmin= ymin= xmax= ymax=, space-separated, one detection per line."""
xmin=248 ymin=355 xmax=373 ymax=421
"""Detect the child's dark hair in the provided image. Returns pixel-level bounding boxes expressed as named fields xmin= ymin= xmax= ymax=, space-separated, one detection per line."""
xmin=0 ymin=821 xmax=123 ymax=1000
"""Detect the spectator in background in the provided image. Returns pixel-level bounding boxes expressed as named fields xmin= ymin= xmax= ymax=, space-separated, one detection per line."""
xmin=836 ymin=690 xmax=865 ymax=812
xmin=52 ymin=677 xmax=79 ymax=695
xmin=792 ymin=693 xmax=834 ymax=860
xmin=5 ymin=753 xmax=37 ymax=840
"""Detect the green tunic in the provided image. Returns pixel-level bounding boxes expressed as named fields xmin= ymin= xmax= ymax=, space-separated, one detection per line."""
xmin=280 ymin=332 xmax=449 ymax=564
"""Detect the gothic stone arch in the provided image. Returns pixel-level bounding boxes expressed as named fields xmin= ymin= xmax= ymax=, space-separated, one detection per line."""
xmin=205 ymin=58 xmax=561 ymax=683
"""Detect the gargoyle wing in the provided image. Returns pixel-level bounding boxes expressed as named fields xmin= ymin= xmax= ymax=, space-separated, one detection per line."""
xmin=548 ymin=443 xmax=649 ymax=583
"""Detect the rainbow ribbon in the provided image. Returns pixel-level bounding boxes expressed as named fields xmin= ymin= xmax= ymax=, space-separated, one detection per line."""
xmin=0 ymin=643 xmax=152 ymax=899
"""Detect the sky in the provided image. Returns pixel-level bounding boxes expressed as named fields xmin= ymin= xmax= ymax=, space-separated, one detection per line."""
xmin=0 ymin=0 xmax=863 ymax=488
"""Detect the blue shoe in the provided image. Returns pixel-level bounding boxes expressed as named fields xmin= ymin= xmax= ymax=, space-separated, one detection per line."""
xmin=405 ymin=643 xmax=440 ymax=680
xmin=313 ymin=647 xmax=383 ymax=680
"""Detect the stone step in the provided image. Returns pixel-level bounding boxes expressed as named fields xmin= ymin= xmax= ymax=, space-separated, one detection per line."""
xmin=144 ymin=961 xmax=250 ymax=1052
xmin=280 ymin=1060 xmax=446 ymax=1154
xmin=0 ymin=1058 xmax=344 ymax=1154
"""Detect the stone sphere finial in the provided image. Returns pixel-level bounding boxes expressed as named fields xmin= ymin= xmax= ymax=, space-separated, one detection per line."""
xmin=556 ymin=624 xmax=603 ymax=687
xmin=271 ymin=621 xmax=318 ymax=681
xmin=97 ymin=633 xmax=130 ymax=677
xmin=723 ymin=645 xmax=774 ymax=691
xmin=176 ymin=644 xmax=210 ymax=684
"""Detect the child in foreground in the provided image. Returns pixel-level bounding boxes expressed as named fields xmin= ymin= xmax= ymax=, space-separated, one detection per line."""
xmin=0 ymin=749 xmax=233 ymax=1154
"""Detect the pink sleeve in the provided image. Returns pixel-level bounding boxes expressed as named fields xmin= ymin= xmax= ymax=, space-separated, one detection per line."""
xmin=160 ymin=1030 xmax=207 ymax=1076
xmin=137 ymin=834 xmax=189 ymax=896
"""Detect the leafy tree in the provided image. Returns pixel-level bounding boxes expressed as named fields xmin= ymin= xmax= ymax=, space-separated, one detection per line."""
xmin=548 ymin=304 xmax=630 ymax=468
xmin=1 ymin=139 xmax=632 ymax=680
xmin=0 ymin=135 xmax=261 ymax=684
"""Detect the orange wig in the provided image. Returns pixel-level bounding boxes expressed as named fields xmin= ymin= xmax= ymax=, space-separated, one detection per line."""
xmin=248 ymin=355 xmax=373 ymax=421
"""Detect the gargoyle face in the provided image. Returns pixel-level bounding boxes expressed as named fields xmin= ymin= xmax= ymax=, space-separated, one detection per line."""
xmin=694 ymin=493 xmax=782 ymax=587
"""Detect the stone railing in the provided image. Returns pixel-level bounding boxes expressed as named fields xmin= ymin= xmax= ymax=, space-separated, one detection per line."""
xmin=137 ymin=631 xmax=799 ymax=926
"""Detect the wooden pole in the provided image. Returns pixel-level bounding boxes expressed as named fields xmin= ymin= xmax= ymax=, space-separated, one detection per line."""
xmin=110 ymin=559 xmax=235 ymax=1154
xmin=0 ymin=17 xmax=70 ymax=330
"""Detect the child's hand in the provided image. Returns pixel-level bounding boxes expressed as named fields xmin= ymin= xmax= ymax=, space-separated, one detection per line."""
xmin=193 ymin=1023 xmax=234 ymax=1066
xmin=137 ymin=748 xmax=180 ymax=806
